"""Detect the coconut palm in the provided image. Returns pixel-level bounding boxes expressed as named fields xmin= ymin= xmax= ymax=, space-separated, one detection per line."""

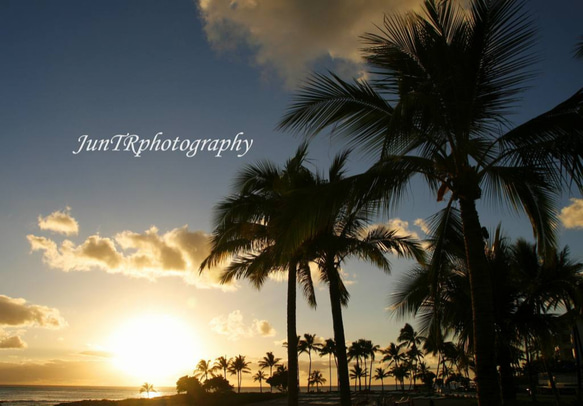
xmin=253 ymin=370 xmax=268 ymax=393
xmin=304 ymin=153 xmax=424 ymax=404
xmin=299 ymin=333 xmax=322 ymax=392
xmin=309 ymin=370 xmax=327 ymax=392
xmin=194 ymin=359 xmax=213 ymax=382
xmin=200 ymin=144 xmax=318 ymax=406
xmin=258 ymin=351 xmax=282 ymax=392
xmin=278 ymin=1 xmax=583 ymax=404
xmin=213 ymin=356 xmax=231 ymax=379
xmin=374 ymin=367 xmax=390 ymax=392
xmin=139 ymin=382 xmax=156 ymax=398
xmin=319 ymin=338 xmax=337 ymax=392
xmin=349 ymin=365 xmax=367 ymax=392
xmin=229 ymin=355 xmax=251 ymax=393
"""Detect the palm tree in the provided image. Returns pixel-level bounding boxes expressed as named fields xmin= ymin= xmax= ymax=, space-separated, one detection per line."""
xmin=319 ymin=338 xmax=337 ymax=392
xmin=298 ymin=333 xmax=322 ymax=391
xmin=374 ymin=367 xmax=390 ymax=392
xmin=349 ymin=365 xmax=367 ymax=392
xmin=361 ymin=340 xmax=380 ymax=390
xmin=348 ymin=340 xmax=365 ymax=391
xmin=304 ymin=153 xmax=424 ymax=404
xmin=309 ymin=370 xmax=327 ymax=392
xmin=253 ymin=370 xmax=268 ymax=393
xmin=194 ymin=359 xmax=213 ymax=382
xmin=229 ymin=354 xmax=251 ymax=393
xmin=258 ymin=351 xmax=282 ymax=392
xmin=139 ymin=382 xmax=156 ymax=398
xmin=213 ymin=356 xmax=231 ymax=379
xmin=278 ymin=1 xmax=583 ymax=402
xmin=390 ymin=364 xmax=409 ymax=391
xmin=201 ymin=144 xmax=319 ymax=406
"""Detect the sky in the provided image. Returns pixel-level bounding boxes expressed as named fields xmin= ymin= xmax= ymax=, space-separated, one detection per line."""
xmin=1 ymin=0 xmax=582 ymax=388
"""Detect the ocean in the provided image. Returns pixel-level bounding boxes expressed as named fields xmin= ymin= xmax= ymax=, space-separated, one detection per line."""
xmin=0 ymin=386 xmax=176 ymax=406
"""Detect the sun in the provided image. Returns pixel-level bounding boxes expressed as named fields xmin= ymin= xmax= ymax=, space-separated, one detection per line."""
xmin=108 ymin=314 xmax=199 ymax=384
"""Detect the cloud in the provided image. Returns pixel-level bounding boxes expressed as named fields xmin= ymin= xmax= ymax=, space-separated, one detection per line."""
xmin=0 ymin=335 xmax=27 ymax=349
xmin=210 ymin=310 xmax=276 ymax=340
xmin=560 ymin=198 xmax=583 ymax=229
xmin=384 ymin=218 xmax=422 ymax=240
xmin=198 ymin=0 xmax=417 ymax=87
xmin=0 ymin=295 xmax=66 ymax=329
xmin=38 ymin=208 xmax=79 ymax=236
xmin=28 ymin=224 xmax=228 ymax=289
xmin=414 ymin=218 xmax=430 ymax=235
xmin=79 ymin=350 xmax=114 ymax=358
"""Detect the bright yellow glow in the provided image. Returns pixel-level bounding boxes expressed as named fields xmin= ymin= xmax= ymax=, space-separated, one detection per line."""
xmin=108 ymin=314 xmax=199 ymax=384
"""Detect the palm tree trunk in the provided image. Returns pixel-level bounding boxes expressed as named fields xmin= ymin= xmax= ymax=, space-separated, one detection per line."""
xmin=542 ymin=354 xmax=560 ymax=406
xmin=287 ymin=263 xmax=299 ymax=406
xmin=458 ymin=196 xmax=502 ymax=406
xmin=498 ymin=340 xmax=516 ymax=402
xmin=524 ymin=336 xmax=537 ymax=403
xmin=308 ymin=351 xmax=312 ymax=392
xmin=328 ymin=268 xmax=352 ymax=406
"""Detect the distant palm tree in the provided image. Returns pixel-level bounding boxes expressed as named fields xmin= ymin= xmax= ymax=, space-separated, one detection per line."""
xmin=361 ymin=340 xmax=380 ymax=390
xmin=349 ymin=365 xmax=367 ymax=392
xmin=390 ymin=365 xmax=409 ymax=391
xmin=253 ymin=370 xmax=268 ymax=393
xmin=213 ymin=356 xmax=231 ymax=379
xmin=299 ymin=333 xmax=322 ymax=391
xmin=258 ymin=352 xmax=282 ymax=392
xmin=194 ymin=359 xmax=213 ymax=382
xmin=229 ymin=355 xmax=251 ymax=393
xmin=374 ymin=367 xmax=390 ymax=392
xmin=139 ymin=382 xmax=156 ymax=398
xmin=278 ymin=1 xmax=583 ymax=403
xmin=319 ymin=338 xmax=337 ymax=392
xmin=309 ymin=370 xmax=326 ymax=392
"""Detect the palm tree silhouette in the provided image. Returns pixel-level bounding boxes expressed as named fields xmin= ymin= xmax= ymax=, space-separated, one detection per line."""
xmin=319 ymin=338 xmax=337 ymax=392
xmin=253 ymin=370 xmax=268 ymax=393
xmin=258 ymin=352 xmax=282 ymax=392
xmin=308 ymin=370 xmax=326 ymax=392
xmin=374 ymin=367 xmax=390 ymax=392
xmin=201 ymin=144 xmax=318 ymax=406
xmin=194 ymin=359 xmax=213 ymax=382
xmin=303 ymin=153 xmax=423 ymax=405
xmin=139 ymin=382 xmax=156 ymax=398
xmin=278 ymin=1 xmax=583 ymax=404
xmin=229 ymin=354 xmax=251 ymax=393
xmin=349 ymin=365 xmax=367 ymax=392
xmin=298 ymin=333 xmax=322 ymax=392
xmin=213 ymin=356 xmax=231 ymax=380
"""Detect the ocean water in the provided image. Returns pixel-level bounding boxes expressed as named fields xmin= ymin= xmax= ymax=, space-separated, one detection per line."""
xmin=0 ymin=386 xmax=176 ymax=406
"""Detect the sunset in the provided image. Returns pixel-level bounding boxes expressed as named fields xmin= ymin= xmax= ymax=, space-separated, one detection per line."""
xmin=1 ymin=1 xmax=582 ymax=406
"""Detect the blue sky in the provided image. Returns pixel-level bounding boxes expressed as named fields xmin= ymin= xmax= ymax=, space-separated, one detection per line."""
xmin=0 ymin=0 xmax=582 ymax=387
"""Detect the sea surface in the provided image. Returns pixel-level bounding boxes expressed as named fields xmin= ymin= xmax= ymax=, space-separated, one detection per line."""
xmin=0 ymin=385 xmax=176 ymax=406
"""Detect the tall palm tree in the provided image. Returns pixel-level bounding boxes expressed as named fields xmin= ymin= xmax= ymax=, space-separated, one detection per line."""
xmin=253 ymin=370 xmax=268 ymax=393
xmin=374 ymin=367 xmax=390 ymax=392
xmin=213 ymin=356 xmax=231 ymax=380
xmin=194 ymin=359 xmax=213 ymax=382
xmin=319 ymin=338 xmax=337 ymax=392
xmin=229 ymin=355 xmax=251 ymax=393
xmin=278 ymin=1 xmax=583 ymax=403
xmin=139 ymin=382 xmax=156 ymax=398
xmin=201 ymin=145 xmax=318 ymax=406
xmin=299 ymin=333 xmax=322 ymax=392
xmin=304 ymin=153 xmax=424 ymax=405
xmin=258 ymin=351 xmax=282 ymax=392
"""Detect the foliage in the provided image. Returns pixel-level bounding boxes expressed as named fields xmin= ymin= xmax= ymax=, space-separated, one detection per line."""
xmin=266 ymin=365 xmax=289 ymax=393
xmin=203 ymin=375 xmax=234 ymax=394
xmin=176 ymin=375 xmax=205 ymax=398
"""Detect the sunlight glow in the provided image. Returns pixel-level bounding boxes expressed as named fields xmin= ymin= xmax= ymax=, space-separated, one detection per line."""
xmin=108 ymin=315 xmax=199 ymax=384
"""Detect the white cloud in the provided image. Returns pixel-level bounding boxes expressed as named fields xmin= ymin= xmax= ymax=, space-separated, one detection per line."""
xmin=38 ymin=208 xmax=79 ymax=236
xmin=28 ymin=222 xmax=228 ymax=289
xmin=414 ymin=218 xmax=430 ymax=235
xmin=560 ymin=198 xmax=583 ymax=229
xmin=198 ymin=0 xmax=417 ymax=87
xmin=0 ymin=295 xmax=66 ymax=329
xmin=210 ymin=310 xmax=276 ymax=340
xmin=384 ymin=218 xmax=422 ymax=240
